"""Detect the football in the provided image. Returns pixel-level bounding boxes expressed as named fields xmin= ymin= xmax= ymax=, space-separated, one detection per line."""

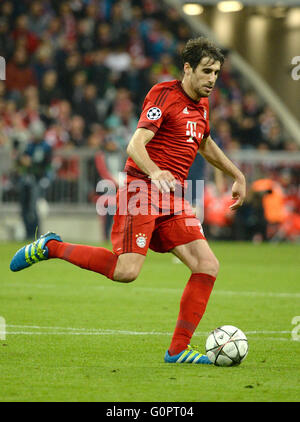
xmin=205 ymin=325 xmax=249 ymax=367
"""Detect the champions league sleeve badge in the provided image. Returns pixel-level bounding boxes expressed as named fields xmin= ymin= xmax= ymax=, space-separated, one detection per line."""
xmin=147 ymin=107 xmax=162 ymax=120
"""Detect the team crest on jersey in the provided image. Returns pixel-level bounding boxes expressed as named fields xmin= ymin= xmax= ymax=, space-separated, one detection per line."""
xmin=147 ymin=107 xmax=162 ymax=120
xmin=135 ymin=233 xmax=147 ymax=248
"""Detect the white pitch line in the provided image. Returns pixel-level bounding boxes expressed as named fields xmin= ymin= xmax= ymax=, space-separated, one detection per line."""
xmin=7 ymin=325 xmax=171 ymax=336
xmin=7 ymin=324 xmax=292 ymax=335
xmin=2 ymin=283 xmax=299 ymax=298
xmin=132 ymin=287 xmax=300 ymax=299
xmin=246 ymin=330 xmax=291 ymax=334
xmin=5 ymin=332 xmax=294 ymax=342
xmin=7 ymin=324 xmax=113 ymax=331
xmin=5 ymin=325 xmax=296 ymax=342
xmin=213 ymin=290 xmax=300 ymax=299
xmin=7 ymin=332 xmax=99 ymax=335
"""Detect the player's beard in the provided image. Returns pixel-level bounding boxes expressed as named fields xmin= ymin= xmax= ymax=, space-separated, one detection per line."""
xmin=191 ymin=79 xmax=213 ymax=99
xmin=194 ymin=85 xmax=210 ymax=99
xmin=199 ymin=89 xmax=209 ymax=98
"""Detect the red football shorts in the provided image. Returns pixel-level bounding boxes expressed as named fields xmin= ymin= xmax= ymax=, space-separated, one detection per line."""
xmin=111 ymin=177 xmax=206 ymax=256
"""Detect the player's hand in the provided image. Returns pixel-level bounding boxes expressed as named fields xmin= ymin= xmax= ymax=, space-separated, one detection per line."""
xmin=149 ymin=169 xmax=176 ymax=193
xmin=230 ymin=176 xmax=246 ymax=210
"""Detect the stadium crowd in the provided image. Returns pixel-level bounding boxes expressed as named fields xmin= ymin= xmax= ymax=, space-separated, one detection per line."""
xmin=0 ymin=0 xmax=299 ymax=242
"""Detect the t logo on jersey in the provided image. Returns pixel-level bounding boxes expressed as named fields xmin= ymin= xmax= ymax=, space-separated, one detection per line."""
xmin=186 ymin=121 xmax=203 ymax=143
xmin=186 ymin=121 xmax=197 ymax=138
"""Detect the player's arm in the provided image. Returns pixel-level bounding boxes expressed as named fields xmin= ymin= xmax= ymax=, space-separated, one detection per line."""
xmin=199 ymin=135 xmax=246 ymax=210
xmin=126 ymin=128 xmax=175 ymax=193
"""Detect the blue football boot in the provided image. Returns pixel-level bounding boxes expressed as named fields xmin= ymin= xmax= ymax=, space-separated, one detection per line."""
xmin=10 ymin=231 xmax=62 ymax=272
xmin=164 ymin=345 xmax=212 ymax=364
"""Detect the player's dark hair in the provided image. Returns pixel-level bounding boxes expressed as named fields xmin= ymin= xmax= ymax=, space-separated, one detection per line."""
xmin=182 ymin=37 xmax=225 ymax=70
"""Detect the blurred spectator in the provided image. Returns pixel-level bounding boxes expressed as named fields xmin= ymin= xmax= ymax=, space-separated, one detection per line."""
xmin=33 ymin=42 xmax=55 ymax=83
xmin=69 ymin=115 xmax=86 ymax=147
xmin=243 ymin=90 xmax=262 ymax=118
xmin=228 ymin=101 xmax=244 ymax=139
xmin=87 ymin=131 xmax=118 ymax=241
xmin=0 ymin=17 xmax=14 ymax=57
xmin=127 ymin=26 xmax=150 ymax=70
xmin=42 ymin=16 xmax=64 ymax=50
xmin=284 ymin=141 xmax=300 ymax=152
xmin=84 ymin=2 xmax=100 ymax=34
xmin=74 ymin=83 xmax=99 ymax=127
xmin=58 ymin=1 xmax=77 ymax=42
xmin=239 ymin=115 xmax=261 ymax=148
xmin=77 ymin=18 xmax=95 ymax=54
xmin=12 ymin=14 xmax=40 ymax=54
xmin=213 ymin=119 xmax=233 ymax=150
xmin=94 ymin=22 xmax=113 ymax=49
xmin=203 ymin=181 xmax=235 ymax=240
xmin=19 ymin=95 xmax=41 ymax=128
xmin=104 ymin=89 xmax=138 ymax=177
xmin=0 ymin=1 xmax=14 ymax=30
xmin=28 ymin=1 xmax=53 ymax=37
xmin=53 ymin=100 xmax=72 ymax=131
xmin=6 ymin=111 xmax=31 ymax=152
xmin=105 ymin=89 xmax=138 ymax=152
xmin=150 ymin=52 xmax=181 ymax=84
xmin=45 ymin=123 xmax=69 ymax=150
xmin=109 ymin=1 xmax=131 ymax=45
xmin=6 ymin=48 xmax=37 ymax=94
xmin=264 ymin=123 xmax=285 ymax=150
xmin=248 ymin=178 xmax=300 ymax=242
xmin=39 ymin=69 xmax=62 ymax=107
xmin=89 ymin=49 xmax=110 ymax=97
xmin=233 ymin=185 xmax=269 ymax=242
xmin=59 ymin=50 xmax=84 ymax=100
xmin=104 ymin=44 xmax=132 ymax=75
xmin=165 ymin=8 xmax=185 ymax=40
xmin=70 ymin=70 xmax=88 ymax=106
xmin=16 ymin=120 xmax=52 ymax=239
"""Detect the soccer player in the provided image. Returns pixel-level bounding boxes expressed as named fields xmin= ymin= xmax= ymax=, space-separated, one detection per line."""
xmin=10 ymin=37 xmax=246 ymax=364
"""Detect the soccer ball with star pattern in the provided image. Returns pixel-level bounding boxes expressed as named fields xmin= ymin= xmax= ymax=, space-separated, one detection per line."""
xmin=205 ymin=325 xmax=249 ymax=366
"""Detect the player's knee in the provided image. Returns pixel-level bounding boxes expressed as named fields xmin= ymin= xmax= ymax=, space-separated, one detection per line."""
xmin=120 ymin=271 xmax=138 ymax=283
xmin=113 ymin=266 xmax=140 ymax=283
xmin=194 ymin=255 xmax=219 ymax=278
xmin=113 ymin=253 xmax=145 ymax=283
xmin=211 ymin=256 xmax=220 ymax=277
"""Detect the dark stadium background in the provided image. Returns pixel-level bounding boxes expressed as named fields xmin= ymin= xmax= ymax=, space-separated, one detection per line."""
xmin=0 ymin=0 xmax=299 ymax=244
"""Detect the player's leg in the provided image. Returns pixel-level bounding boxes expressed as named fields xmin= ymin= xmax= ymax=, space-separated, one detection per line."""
xmin=47 ymin=239 xmax=146 ymax=283
xmin=172 ymin=238 xmax=219 ymax=277
xmin=112 ymin=252 xmax=146 ymax=282
xmin=10 ymin=178 xmax=154 ymax=280
xmin=9 ymin=231 xmax=117 ymax=278
xmin=47 ymin=240 xmax=145 ymax=282
xmin=10 ymin=199 xmax=153 ymax=283
xmin=150 ymin=215 xmax=217 ymax=363
xmin=167 ymin=239 xmax=218 ymax=358
xmin=10 ymin=231 xmax=146 ymax=283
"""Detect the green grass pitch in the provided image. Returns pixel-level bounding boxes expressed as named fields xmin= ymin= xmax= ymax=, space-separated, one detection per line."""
xmin=0 ymin=240 xmax=299 ymax=402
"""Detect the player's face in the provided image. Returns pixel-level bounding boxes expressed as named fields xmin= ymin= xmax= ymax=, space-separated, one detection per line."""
xmin=185 ymin=57 xmax=221 ymax=99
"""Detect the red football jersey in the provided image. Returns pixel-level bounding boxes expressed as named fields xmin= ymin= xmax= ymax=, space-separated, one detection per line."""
xmin=124 ymin=79 xmax=210 ymax=183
